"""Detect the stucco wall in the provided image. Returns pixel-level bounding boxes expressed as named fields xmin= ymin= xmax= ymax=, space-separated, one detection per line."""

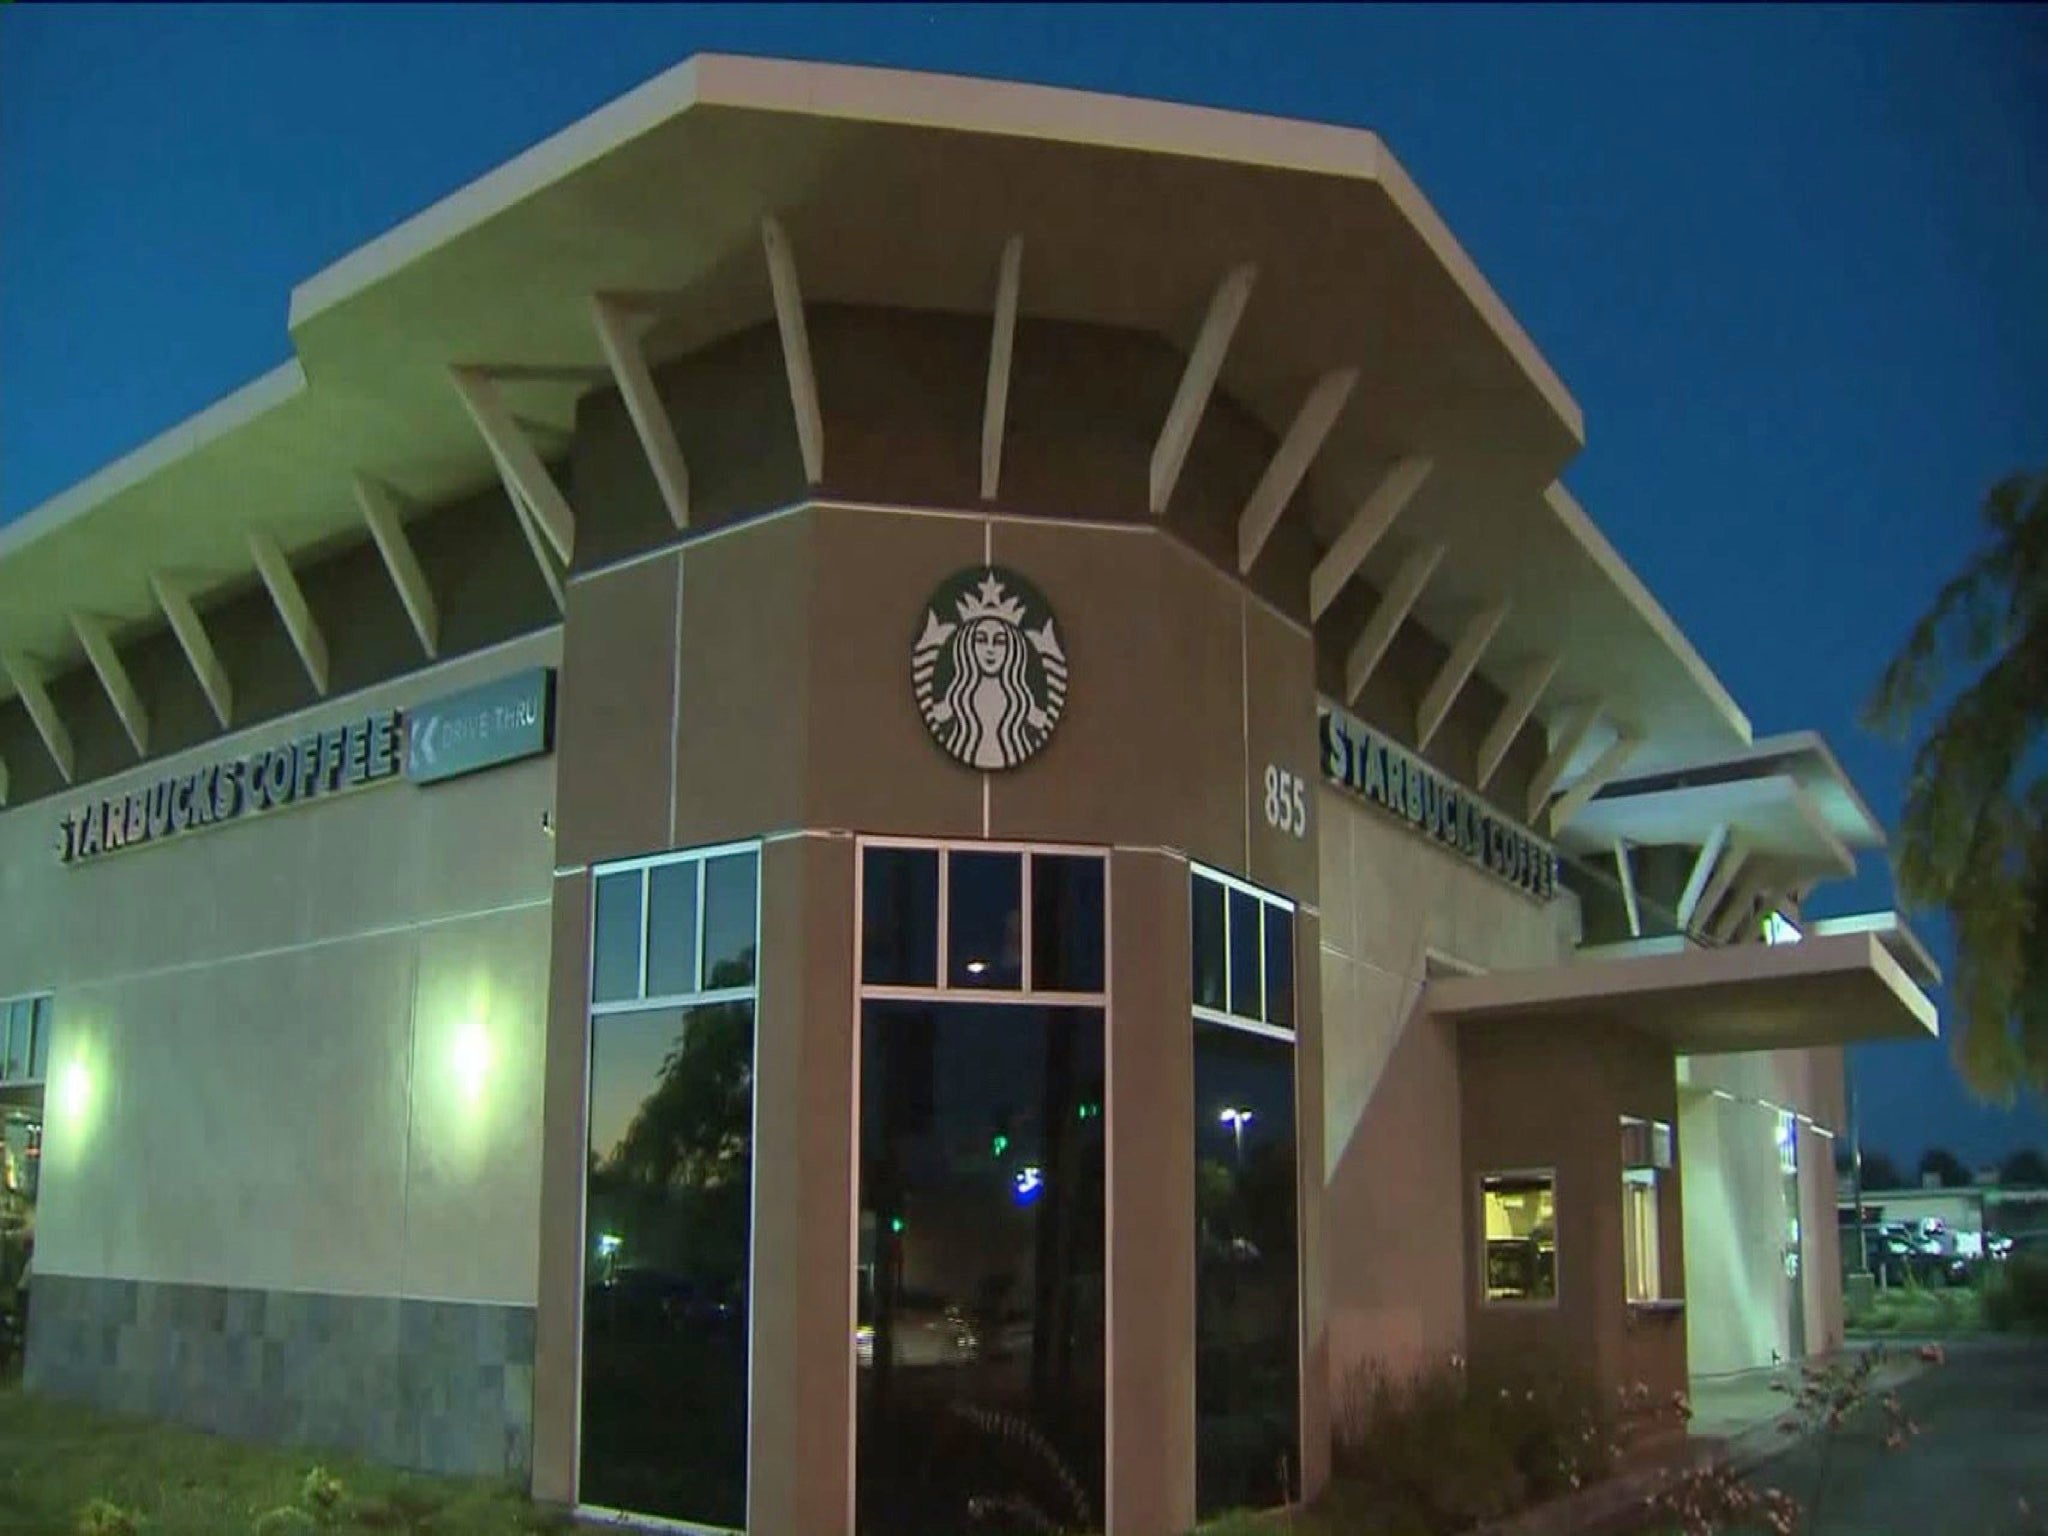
xmin=3 ymin=631 xmax=560 ymax=1305
xmin=1316 ymin=778 xmax=1577 ymax=1389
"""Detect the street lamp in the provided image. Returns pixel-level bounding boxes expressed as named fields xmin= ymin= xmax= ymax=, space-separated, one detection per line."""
xmin=1219 ymin=1106 xmax=1254 ymax=1163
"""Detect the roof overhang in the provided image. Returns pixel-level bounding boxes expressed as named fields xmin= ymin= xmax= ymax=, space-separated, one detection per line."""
xmin=1592 ymin=730 xmax=1884 ymax=852
xmin=1425 ymin=930 xmax=1939 ymax=1055
xmin=1559 ymin=771 xmax=1855 ymax=888
xmin=0 ymin=53 xmax=1748 ymax=789
xmin=1806 ymin=910 xmax=1942 ymax=988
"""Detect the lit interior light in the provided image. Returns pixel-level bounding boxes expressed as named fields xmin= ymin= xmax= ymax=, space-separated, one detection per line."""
xmin=596 ymin=1232 xmax=623 ymax=1258
xmin=965 ymin=960 xmax=988 ymax=976
xmin=889 ymin=1215 xmax=907 ymax=1234
xmin=1013 ymin=1165 xmax=1044 ymax=1205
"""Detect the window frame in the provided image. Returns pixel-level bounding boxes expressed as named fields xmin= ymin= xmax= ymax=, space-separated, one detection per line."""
xmin=575 ymin=839 xmax=764 ymax=1534
xmin=850 ymin=836 xmax=1112 ymax=1534
xmin=1189 ymin=862 xmax=1297 ymax=1043
xmin=0 ymin=992 xmax=54 ymax=1088
xmin=1478 ymin=1167 xmax=1561 ymax=1309
xmin=1622 ymin=1166 xmax=1663 ymax=1304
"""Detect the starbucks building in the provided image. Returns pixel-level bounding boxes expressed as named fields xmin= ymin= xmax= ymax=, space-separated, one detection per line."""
xmin=0 ymin=56 xmax=1939 ymax=1536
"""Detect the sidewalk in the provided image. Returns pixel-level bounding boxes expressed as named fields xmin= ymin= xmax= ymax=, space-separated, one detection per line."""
xmin=1688 ymin=1344 xmax=1929 ymax=1473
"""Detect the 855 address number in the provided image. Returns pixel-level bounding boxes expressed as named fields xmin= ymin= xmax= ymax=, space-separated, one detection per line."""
xmin=1262 ymin=764 xmax=1308 ymax=838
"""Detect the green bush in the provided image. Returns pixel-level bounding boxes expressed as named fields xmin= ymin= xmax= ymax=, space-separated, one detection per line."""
xmin=250 ymin=1509 xmax=317 ymax=1536
xmin=74 ymin=1501 xmax=141 ymax=1536
xmin=1327 ymin=1352 xmax=1614 ymax=1534
xmin=1985 ymin=1256 xmax=2048 ymax=1331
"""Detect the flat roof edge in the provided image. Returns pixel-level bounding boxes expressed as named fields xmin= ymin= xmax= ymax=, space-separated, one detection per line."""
xmin=1544 ymin=482 xmax=1752 ymax=746
xmin=0 ymin=360 xmax=307 ymax=566
xmin=288 ymin=55 xmax=709 ymax=329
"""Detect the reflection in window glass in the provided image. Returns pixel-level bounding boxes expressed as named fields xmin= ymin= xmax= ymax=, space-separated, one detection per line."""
xmin=1192 ymin=877 xmax=1227 ymax=1012
xmin=0 ymin=1001 xmax=26 ymax=1082
xmin=1482 ymin=1174 xmax=1558 ymax=1302
xmin=703 ymin=854 xmax=759 ymax=989
xmin=592 ymin=872 xmax=643 ymax=1003
xmin=645 ymin=863 xmax=701 ymax=999
xmin=582 ymin=1002 xmax=754 ymax=1527
xmin=28 ymin=997 xmax=51 ymax=1082
xmin=948 ymin=852 xmax=1023 ymax=990
xmin=859 ymin=1001 xmax=1105 ymax=1535
xmin=2 ymin=1108 xmax=40 ymax=1203
xmin=1262 ymin=906 xmax=1294 ymax=1030
xmin=863 ymin=848 xmax=940 ymax=988
xmin=1031 ymin=855 xmax=1105 ymax=994
xmin=1227 ymin=889 xmax=1261 ymax=1019
xmin=1194 ymin=1021 xmax=1300 ymax=1518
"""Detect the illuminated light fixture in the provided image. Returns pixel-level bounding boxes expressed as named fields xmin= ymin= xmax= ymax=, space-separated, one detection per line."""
xmin=59 ymin=1058 xmax=91 ymax=1122
xmin=990 ymin=1133 xmax=1010 ymax=1158
xmin=889 ymin=1215 xmax=906 ymax=1234
xmin=1076 ymin=1101 xmax=1100 ymax=1121
xmin=1711 ymin=1089 xmax=1737 ymax=1102
xmin=451 ymin=1019 xmax=493 ymax=1104
xmin=965 ymin=960 xmax=988 ymax=976
xmin=1220 ymin=1105 xmax=1254 ymax=1160
xmin=596 ymin=1232 xmax=623 ymax=1258
xmin=1013 ymin=1165 xmax=1045 ymax=1205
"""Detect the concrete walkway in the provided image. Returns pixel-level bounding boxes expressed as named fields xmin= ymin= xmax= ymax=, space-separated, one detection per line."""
xmin=1687 ymin=1343 xmax=1928 ymax=1470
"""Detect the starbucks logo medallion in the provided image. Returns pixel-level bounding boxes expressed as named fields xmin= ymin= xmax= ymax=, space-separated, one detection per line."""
xmin=912 ymin=567 xmax=1067 ymax=770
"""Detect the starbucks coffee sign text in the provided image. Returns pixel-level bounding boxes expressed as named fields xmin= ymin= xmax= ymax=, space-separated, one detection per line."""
xmin=1319 ymin=706 xmax=1558 ymax=901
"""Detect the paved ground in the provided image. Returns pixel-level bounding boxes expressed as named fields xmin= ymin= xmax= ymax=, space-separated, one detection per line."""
xmin=1734 ymin=1337 xmax=2048 ymax=1536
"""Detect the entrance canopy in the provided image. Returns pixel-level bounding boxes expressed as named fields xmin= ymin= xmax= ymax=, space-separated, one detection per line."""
xmin=1424 ymin=930 xmax=1938 ymax=1055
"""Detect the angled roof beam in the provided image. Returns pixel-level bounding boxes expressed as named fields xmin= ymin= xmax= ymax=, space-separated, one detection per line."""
xmin=450 ymin=367 xmax=576 ymax=564
xmin=981 ymin=236 xmax=1024 ymax=501
xmin=489 ymin=458 xmax=566 ymax=614
xmin=1150 ymin=263 xmax=1256 ymax=516
xmin=355 ymin=475 xmax=440 ymax=658
xmin=592 ymin=294 xmax=691 ymax=529
xmin=1525 ymin=703 xmax=1602 ymax=823
xmin=1237 ymin=367 xmax=1357 ymax=573
xmin=1548 ymin=730 xmax=1643 ymax=835
xmin=761 ymin=216 xmax=824 ymax=485
xmin=1344 ymin=541 xmax=1445 ymax=705
xmin=1614 ymin=841 xmax=1643 ymax=939
xmin=249 ymin=531 xmax=330 ymax=696
xmin=0 ymin=650 xmax=75 ymax=783
xmin=1417 ymin=602 xmax=1510 ymax=753
xmin=152 ymin=574 xmax=233 ymax=729
xmin=1309 ymin=456 xmax=1434 ymax=620
xmin=1710 ymin=876 xmax=1768 ymax=943
xmin=1692 ymin=835 xmax=1753 ymax=939
xmin=1476 ymin=654 xmax=1560 ymax=792
xmin=1675 ymin=823 xmax=1732 ymax=930
xmin=71 ymin=614 xmax=149 ymax=757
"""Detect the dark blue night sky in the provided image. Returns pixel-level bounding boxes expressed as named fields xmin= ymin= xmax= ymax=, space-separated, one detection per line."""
xmin=4 ymin=5 xmax=2044 ymax=1166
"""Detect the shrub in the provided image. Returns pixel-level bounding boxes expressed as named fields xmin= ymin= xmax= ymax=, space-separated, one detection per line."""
xmin=1986 ymin=1256 xmax=2048 ymax=1331
xmin=74 ymin=1502 xmax=141 ymax=1536
xmin=1329 ymin=1352 xmax=1615 ymax=1534
xmin=298 ymin=1464 xmax=344 ymax=1516
xmin=251 ymin=1510 xmax=317 ymax=1536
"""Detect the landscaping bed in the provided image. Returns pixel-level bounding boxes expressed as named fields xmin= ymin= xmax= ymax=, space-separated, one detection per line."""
xmin=0 ymin=1382 xmax=561 ymax=1536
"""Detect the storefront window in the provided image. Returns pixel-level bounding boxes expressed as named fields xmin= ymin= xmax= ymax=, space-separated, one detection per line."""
xmin=580 ymin=844 xmax=759 ymax=1531
xmin=1482 ymin=1173 xmax=1557 ymax=1303
xmin=857 ymin=843 xmax=1108 ymax=1536
xmin=0 ymin=996 xmax=52 ymax=1086
xmin=1190 ymin=866 xmax=1300 ymax=1518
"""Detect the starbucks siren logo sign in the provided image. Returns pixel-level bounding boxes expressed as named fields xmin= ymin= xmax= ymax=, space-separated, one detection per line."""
xmin=912 ymin=566 xmax=1068 ymax=770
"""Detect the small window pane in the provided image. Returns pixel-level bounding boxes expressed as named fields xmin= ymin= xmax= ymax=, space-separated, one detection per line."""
xmin=646 ymin=862 xmax=702 ymax=998
xmin=1 ymin=1001 xmax=27 ymax=1081
xmin=592 ymin=871 xmax=645 ymax=1003
xmin=1482 ymin=1174 xmax=1557 ymax=1302
xmin=1031 ymin=855 xmax=1105 ymax=994
xmin=949 ymin=851 xmax=1022 ymax=990
xmin=703 ymin=854 xmax=759 ymax=990
xmin=28 ymin=997 xmax=51 ymax=1081
xmin=1262 ymin=905 xmax=1294 ymax=1030
xmin=1192 ymin=877 xmax=1226 ymax=1012
xmin=1227 ymin=889 xmax=1261 ymax=1020
xmin=862 ymin=848 xmax=940 ymax=987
